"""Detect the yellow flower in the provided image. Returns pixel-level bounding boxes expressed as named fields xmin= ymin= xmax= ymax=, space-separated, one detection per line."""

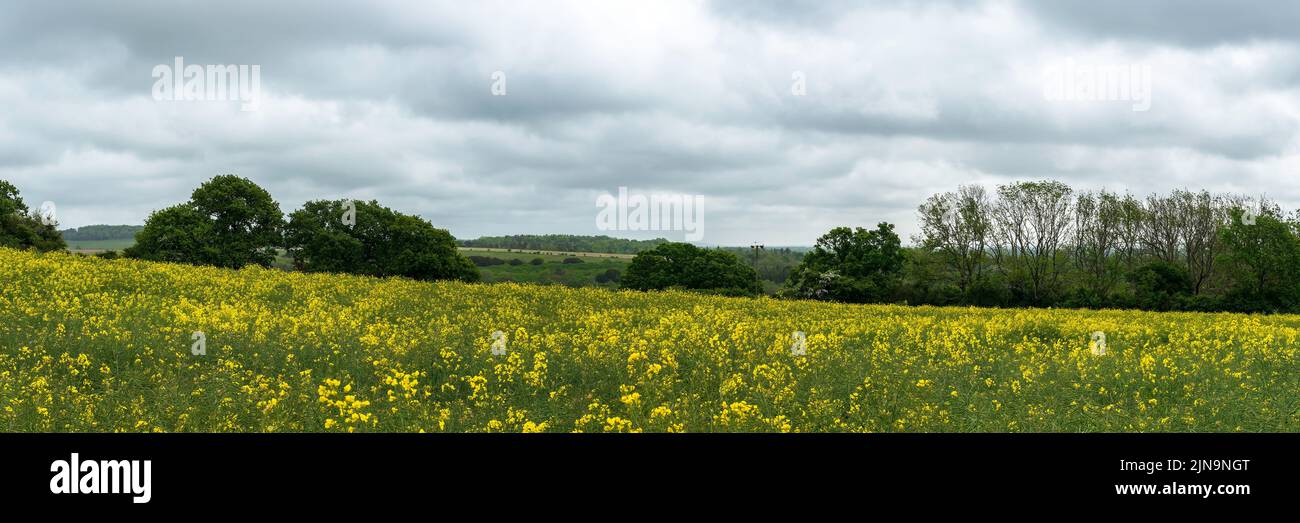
xmin=0 ymin=247 xmax=1293 ymax=434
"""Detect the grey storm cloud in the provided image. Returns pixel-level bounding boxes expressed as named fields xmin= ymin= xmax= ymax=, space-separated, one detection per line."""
xmin=1 ymin=0 xmax=1298 ymax=245
xmin=1018 ymin=0 xmax=1300 ymax=46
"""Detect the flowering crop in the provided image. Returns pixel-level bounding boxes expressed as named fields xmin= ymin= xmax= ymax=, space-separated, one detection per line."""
xmin=1 ymin=248 xmax=1297 ymax=432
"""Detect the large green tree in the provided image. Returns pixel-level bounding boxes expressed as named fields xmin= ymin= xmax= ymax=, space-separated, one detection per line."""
xmin=992 ymin=180 xmax=1073 ymax=305
xmin=0 ymin=179 xmax=65 ymax=252
xmin=125 ymin=175 xmax=283 ymax=268
xmin=124 ymin=205 xmax=217 ymax=265
xmin=786 ymin=223 xmax=905 ymax=303
xmin=1217 ymin=207 xmax=1300 ymax=311
xmin=284 ymin=199 xmax=479 ymax=282
xmin=621 ymin=242 xmax=762 ymax=297
xmin=916 ymin=185 xmax=991 ymax=295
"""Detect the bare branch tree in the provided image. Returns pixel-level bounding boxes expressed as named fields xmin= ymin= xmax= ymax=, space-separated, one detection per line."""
xmin=993 ymin=180 xmax=1073 ymax=304
xmin=1072 ymin=190 xmax=1123 ymax=297
xmin=1142 ymin=193 xmax=1182 ymax=264
xmin=1173 ymin=189 xmax=1226 ymax=294
xmin=1114 ymin=192 xmax=1145 ymax=269
xmin=916 ymin=184 xmax=992 ymax=293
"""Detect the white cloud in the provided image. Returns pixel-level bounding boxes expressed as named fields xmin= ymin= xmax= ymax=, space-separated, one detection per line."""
xmin=1 ymin=0 xmax=1298 ymax=245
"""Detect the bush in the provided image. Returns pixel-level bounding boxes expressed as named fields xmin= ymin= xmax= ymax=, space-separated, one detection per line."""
xmin=284 ymin=199 xmax=479 ymax=282
xmin=965 ymin=275 xmax=1012 ymax=308
xmin=0 ymin=179 xmax=66 ymax=252
xmin=562 ymin=257 xmax=584 ymax=264
xmin=125 ymin=205 xmax=219 ymax=265
xmin=468 ymin=256 xmax=505 ymax=267
xmin=622 ymin=243 xmax=762 ymax=297
xmin=1127 ymin=261 xmax=1193 ymax=311
xmin=508 ymin=258 xmax=524 ymax=266
xmin=530 ymin=258 xmax=544 ymax=265
xmin=594 ymin=268 xmax=621 ymax=284
xmin=786 ymin=223 xmax=905 ymax=303
xmin=125 ymin=175 xmax=283 ymax=268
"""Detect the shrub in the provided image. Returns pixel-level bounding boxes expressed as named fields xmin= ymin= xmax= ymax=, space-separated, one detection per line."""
xmin=623 ymin=242 xmax=762 ymax=297
xmin=125 ymin=175 xmax=283 ymax=268
xmin=0 ymin=179 xmax=66 ymax=252
xmin=284 ymin=199 xmax=479 ymax=282
xmin=467 ymin=256 xmax=505 ymax=267
xmin=594 ymin=268 xmax=622 ymax=284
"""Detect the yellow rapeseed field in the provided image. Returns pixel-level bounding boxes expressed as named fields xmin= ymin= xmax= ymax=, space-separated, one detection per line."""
xmin=1 ymin=247 xmax=1297 ymax=432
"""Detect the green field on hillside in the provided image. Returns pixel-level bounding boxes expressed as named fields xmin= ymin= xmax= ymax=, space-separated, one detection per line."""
xmin=58 ymin=236 xmax=633 ymax=288
xmin=460 ymin=248 xmax=629 ymax=287
xmin=65 ymin=238 xmax=135 ymax=253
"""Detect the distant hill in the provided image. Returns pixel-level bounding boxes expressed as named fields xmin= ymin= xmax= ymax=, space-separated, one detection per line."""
xmin=460 ymin=234 xmax=669 ymax=255
xmin=60 ymin=225 xmax=143 ymax=241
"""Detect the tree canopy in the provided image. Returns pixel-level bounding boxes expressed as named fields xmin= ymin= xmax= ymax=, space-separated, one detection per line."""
xmin=785 ymin=223 xmax=905 ymax=303
xmin=126 ymin=175 xmax=284 ymax=268
xmin=0 ymin=179 xmax=65 ymax=252
xmin=622 ymin=242 xmax=762 ymax=297
xmin=285 ymin=199 xmax=479 ymax=282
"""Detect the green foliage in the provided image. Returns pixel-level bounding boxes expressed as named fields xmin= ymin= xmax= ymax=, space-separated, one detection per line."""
xmin=622 ymin=242 xmax=762 ymax=297
xmin=786 ymin=223 xmax=905 ymax=303
xmin=1126 ymin=260 xmax=1193 ymax=311
xmin=125 ymin=175 xmax=283 ymax=268
xmin=285 ymin=199 xmax=479 ymax=283
xmin=901 ymin=182 xmax=1300 ymax=314
xmin=1217 ymin=209 xmax=1300 ymax=311
xmin=965 ymin=274 xmax=1012 ymax=308
xmin=594 ymin=268 xmax=621 ymax=284
xmin=459 ymin=248 xmax=626 ymax=287
xmin=0 ymin=179 xmax=66 ymax=252
xmin=190 ymin=175 xmax=284 ymax=268
xmin=124 ymin=205 xmax=217 ymax=265
xmin=468 ymin=256 xmax=506 ymax=267
xmin=721 ymin=246 xmax=804 ymax=286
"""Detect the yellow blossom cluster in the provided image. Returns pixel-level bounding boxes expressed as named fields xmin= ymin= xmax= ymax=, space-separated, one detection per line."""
xmin=1 ymin=247 xmax=1297 ymax=432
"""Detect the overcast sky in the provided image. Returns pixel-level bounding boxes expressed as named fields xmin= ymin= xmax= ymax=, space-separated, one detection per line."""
xmin=2 ymin=0 xmax=1298 ymax=245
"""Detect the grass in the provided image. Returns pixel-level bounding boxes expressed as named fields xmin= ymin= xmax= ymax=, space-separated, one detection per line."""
xmin=459 ymin=247 xmax=629 ymax=288
xmin=65 ymin=238 xmax=135 ymax=253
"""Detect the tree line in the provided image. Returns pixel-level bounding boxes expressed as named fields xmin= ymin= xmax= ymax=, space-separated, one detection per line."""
xmin=747 ymin=180 xmax=1295 ymax=313
xmin=7 ymin=175 xmax=1298 ymax=314
xmin=46 ymin=175 xmax=480 ymax=283
xmin=904 ymin=181 xmax=1297 ymax=312
xmin=621 ymin=180 xmax=1300 ymax=314
xmin=59 ymin=224 xmax=143 ymax=241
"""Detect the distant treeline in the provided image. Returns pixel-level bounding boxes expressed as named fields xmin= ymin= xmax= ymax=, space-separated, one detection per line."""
xmin=15 ymin=174 xmax=1300 ymax=315
xmin=60 ymin=225 xmax=143 ymax=241
xmin=460 ymin=234 xmax=669 ymax=254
